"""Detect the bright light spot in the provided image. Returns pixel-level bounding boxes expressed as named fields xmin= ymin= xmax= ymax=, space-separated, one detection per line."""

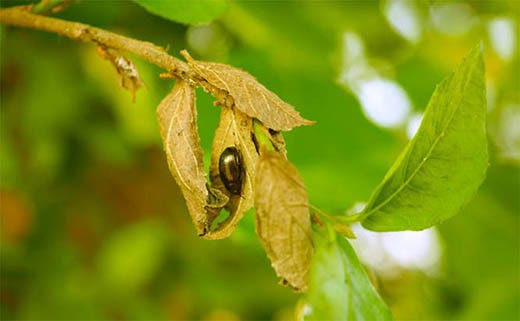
xmin=382 ymin=229 xmax=442 ymax=274
xmin=350 ymin=224 xmax=391 ymax=273
xmin=358 ymin=78 xmax=412 ymax=128
xmin=303 ymin=304 xmax=312 ymax=316
xmin=338 ymin=32 xmax=412 ymax=129
xmin=494 ymin=104 xmax=520 ymax=162
xmin=350 ymin=224 xmax=442 ymax=277
xmin=384 ymin=0 xmax=422 ymax=43
xmin=488 ymin=18 xmax=517 ymax=61
xmin=430 ymin=3 xmax=478 ymax=36
xmin=406 ymin=113 xmax=423 ymax=139
xmin=347 ymin=202 xmax=366 ymax=215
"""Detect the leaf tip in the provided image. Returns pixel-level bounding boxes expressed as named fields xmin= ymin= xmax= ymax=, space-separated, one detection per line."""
xmin=303 ymin=119 xmax=317 ymax=127
xmin=467 ymin=42 xmax=485 ymax=64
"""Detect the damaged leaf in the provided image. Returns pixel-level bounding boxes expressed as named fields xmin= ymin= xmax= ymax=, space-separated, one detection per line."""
xmin=157 ymin=81 xmax=209 ymax=236
xmin=253 ymin=120 xmax=288 ymax=157
xmin=182 ymin=50 xmax=315 ymax=131
xmin=203 ymin=106 xmax=259 ymax=240
xmin=98 ymin=46 xmax=144 ymax=102
xmin=255 ymin=150 xmax=313 ymax=292
xmin=206 ymin=185 xmax=229 ymax=209
xmin=268 ymin=130 xmax=288 ymax=157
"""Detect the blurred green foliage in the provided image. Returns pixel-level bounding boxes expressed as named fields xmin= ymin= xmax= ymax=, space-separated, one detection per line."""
xmin=0 ymin=0 xmax=518 ymax=320
xmin=130 ymin=0 xmax=228 ymax=25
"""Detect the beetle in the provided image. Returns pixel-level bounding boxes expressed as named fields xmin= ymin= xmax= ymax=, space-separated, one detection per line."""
xmin=218 ymin=146 xmax=243 ymax=195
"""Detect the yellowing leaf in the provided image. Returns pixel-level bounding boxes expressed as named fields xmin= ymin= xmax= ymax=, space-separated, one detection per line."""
xmin=182 ymin=51 xmax=315 ymax=131
xmin=255 ymin=150 xmax=313 ymax=292
xmin=157 ymin=81 xmax=210 ymax=236
xmin=203 ymin=106 xmax=258 ymax=240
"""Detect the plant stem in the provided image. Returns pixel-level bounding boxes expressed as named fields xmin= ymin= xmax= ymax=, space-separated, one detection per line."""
xmin=0 ymin=6 xmax=189 ymax=75
xmin=310 ymin=204 xmax=363 ymax=224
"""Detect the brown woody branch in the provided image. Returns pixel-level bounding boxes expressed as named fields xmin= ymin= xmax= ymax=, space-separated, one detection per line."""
xmin=0 ymin=5 xmax=189 ymax=75
xmin=0 ymin=6 xmax=233 ymax=107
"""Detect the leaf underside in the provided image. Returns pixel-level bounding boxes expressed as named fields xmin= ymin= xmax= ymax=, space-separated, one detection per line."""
xmin=362 ymin=45 xmax=488 ymax=231
xmin=254 ymin=150 xmax=313 ymax=292
xmin=157 ymin=81 xmax=208 ymax=235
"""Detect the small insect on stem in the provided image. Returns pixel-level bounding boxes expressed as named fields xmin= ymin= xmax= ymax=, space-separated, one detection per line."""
xmin=219 ymin=147 xmax=244 ymax=195
xmin=96 ymin=45 xmax=143 ymax=102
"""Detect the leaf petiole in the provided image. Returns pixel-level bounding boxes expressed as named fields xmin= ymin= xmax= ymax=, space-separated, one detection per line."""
xmin=309 ymin=204 xmax=357 ymax=238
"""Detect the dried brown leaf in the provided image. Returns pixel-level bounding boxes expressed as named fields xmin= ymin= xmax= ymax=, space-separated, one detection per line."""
xmin=268 ymin=130 xmax=287 ymax=157
xmin=182 ymin=51 xmax=315 ymax=131
xmin=157 ymin=81 xmax=209 ymax=236
xmin=254 ymin=150 xmax=313 ymax=292
xmin=203 ymin=106 xmax=259 ymax=240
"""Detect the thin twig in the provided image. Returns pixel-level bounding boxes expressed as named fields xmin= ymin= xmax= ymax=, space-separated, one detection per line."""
xmin=0 ymin=6 xmax=189 ymax=75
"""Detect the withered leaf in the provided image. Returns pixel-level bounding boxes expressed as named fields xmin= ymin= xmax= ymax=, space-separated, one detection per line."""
xmin=203 ymin=106 xmax=259 ymax=240
xmin=254 ymin=150 xmax=314 ymax=292
xmin=268 ymin=130 xmax=287 ymax=157
xmin=206 ymin=185 xmax=229 ymax=209
xmin=182 ymin=51 xmax=315 ymax=131
xmin=157 ymin=80 xmax=209 ymax=236
xmin=253 ymin=120 xmax=288 ymax=157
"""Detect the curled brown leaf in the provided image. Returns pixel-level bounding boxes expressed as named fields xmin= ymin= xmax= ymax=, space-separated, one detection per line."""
xmin=157 ymin=81 xmax=209 ymax=236
xmin=254 ymin=150 xmax=313 ymax=292
xmin=268 ymin=130 xmax=287 ymax=157
xmin=203 ymin=106 xmax=259 ymax=240
xmin=181 ymin=50 xmax=315 ymax=131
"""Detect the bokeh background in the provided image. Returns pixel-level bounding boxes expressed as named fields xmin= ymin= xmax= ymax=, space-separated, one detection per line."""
xmin=1 ymin=0 xmax=519 ymax=320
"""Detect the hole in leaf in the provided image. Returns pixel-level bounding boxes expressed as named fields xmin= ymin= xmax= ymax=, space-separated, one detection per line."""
xmin=209 ymin=209 xmax=231 ymax=231
xmin=195 ymin=87 xmax=221 ymax=174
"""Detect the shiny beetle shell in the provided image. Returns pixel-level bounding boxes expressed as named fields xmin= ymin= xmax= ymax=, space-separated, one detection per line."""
xmin=218 ymin=147 xmax=243 ymax=195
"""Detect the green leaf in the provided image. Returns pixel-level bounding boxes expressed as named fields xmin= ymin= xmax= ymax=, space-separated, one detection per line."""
xmin=305 ymin=228 xmax=349 ymax=321
xmin=130 ymin=0 xmax=228 ymax=25
xmin=305 ymin=227 xmax=393 ymax=321
xmin=361 ymin=44 xmax=488 ymax=231
xmin=337 ymin=236 xmax=394 ymax=321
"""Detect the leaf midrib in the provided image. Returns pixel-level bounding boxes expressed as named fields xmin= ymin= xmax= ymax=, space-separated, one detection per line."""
xmin=364 ymin=57 xmax=479 ymax=219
